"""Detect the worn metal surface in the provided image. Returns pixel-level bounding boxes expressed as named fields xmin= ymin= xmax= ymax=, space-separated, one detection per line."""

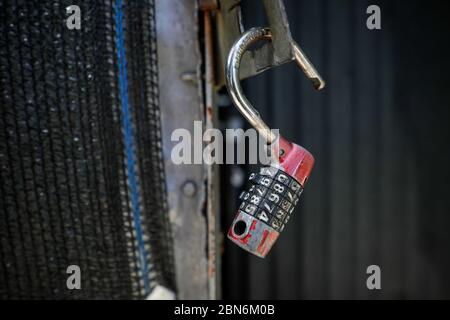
xmin=260 ymin=0 xmax=294 ymax=65
xmin=203 ymin=8 xmax=221 ymax=299
xmin=155 ymin=0 xmax=207 ymax=299
xmin=214 ymin=0 xmax=297 ymax=84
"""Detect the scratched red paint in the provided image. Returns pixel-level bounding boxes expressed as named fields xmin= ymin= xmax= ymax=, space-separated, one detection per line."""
xmin=228 ymin=218 xmax=257 ymax=245
xmin=257 ymin=229 xmax=279 ymax=256
xmin=277 ymin=136 xmax=314 ymax=187
xmin=257 ymin=230 xmax=269 ymax=255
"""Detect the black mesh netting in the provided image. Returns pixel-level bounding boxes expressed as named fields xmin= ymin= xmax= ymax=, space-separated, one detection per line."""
xmin=0 ymin=0 xmax=175 ymax=299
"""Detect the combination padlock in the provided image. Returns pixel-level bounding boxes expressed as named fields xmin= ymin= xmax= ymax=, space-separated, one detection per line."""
xmin=225 ymin=27 xmax=325 ymax=258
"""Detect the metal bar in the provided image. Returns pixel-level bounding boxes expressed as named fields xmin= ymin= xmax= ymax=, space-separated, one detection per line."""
xmin=156 ymin=0 xmax=208 ymax=299
xmin=203 ymin=8 xmax=221 ymax=300
xmin=214 ymin=0 xmax=297 ymax=84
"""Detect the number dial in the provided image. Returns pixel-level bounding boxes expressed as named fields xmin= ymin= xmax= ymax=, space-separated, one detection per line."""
xmin=238 ymin=166 xmax=304 ymax=232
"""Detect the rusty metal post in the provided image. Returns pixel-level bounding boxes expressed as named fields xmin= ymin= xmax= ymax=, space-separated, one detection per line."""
xmin=203 ymin=5 xmax=222 ymax=300
xmin=156 ymin=0 xmax=209 ymax=299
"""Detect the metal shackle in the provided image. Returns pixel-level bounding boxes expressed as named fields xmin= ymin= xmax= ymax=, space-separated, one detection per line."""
xmin=225 ymin=27 xmax=325 ymax=144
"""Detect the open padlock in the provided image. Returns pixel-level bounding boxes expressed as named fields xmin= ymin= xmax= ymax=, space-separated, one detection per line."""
xmin=226 ymin=27 xmax=325 ymax=258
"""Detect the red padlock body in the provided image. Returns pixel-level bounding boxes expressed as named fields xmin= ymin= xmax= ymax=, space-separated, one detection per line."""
xmin=228 ymin=211 xmax=280 ymax=258
xmin=277 ymin=135 xmax=314 ymax=188
xmin=228 ymin=136 xmax=314 ymax=258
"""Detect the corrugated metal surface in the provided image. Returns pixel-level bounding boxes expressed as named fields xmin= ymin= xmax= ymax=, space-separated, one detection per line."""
xmin=222 ymin=0 xmax=450 ymax=299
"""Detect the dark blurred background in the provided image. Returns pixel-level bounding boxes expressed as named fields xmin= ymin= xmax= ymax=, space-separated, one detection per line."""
xmin=221 ymin=0 xmax=450 ymax=299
